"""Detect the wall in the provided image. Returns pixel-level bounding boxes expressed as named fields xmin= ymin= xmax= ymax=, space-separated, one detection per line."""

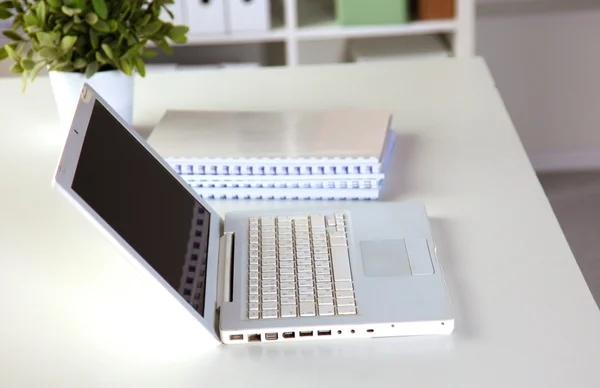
xmin=476 ymin=0 xmax=600 ymax=171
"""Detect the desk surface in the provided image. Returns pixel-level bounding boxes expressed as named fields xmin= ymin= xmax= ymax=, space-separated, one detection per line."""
xmin=1 ymin=58 xmax=599 ymax=388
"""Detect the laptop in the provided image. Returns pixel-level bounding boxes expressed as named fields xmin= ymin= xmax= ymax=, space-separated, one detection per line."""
xmin=52 ymin=84 xmax=454 ymax=344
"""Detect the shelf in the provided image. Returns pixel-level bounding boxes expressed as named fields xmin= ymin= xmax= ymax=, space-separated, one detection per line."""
xmin=296 ymin=20 xmax=457 ymax=40
xmin=181 ymin=28 xmax=288 ymax=46
xmin=295 ymin=0 xmax=456 ymax=41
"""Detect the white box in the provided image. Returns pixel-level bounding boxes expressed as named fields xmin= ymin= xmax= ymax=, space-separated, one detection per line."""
xmin=161 ymin=1 xmax=186 ymax=25
xmin=226 ymin=0 xmax=271 ymax=33
xmin=185 ymin=0 xmax=227 ymax=35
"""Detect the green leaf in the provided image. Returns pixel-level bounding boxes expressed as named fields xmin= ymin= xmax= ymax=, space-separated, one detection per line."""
xmin=36 ymin=1 xmax=47 ymax=24
xmin=137 ymin=13 xmax=152 ymax=28
xmin=26 ymin=25 xmax=42 ymax=34
xmin=92 ymin=0 xmax=107 ymax=19
xmin=121 ymin=43 xmax=141 ymax=60
xmin=73 ymin=14 xmax=81 ymax=23
xmin=61 ymin=5 xmax=81 ymax=16
xmin=21 ymin=72 xmax=27 ymax=92
xmin=101 ymin=43 xmax=113 ymax=61
xmin=89 ymin=29 xmax=99 ymax=49
xmin=162 ymin=6 xmax=174 ymax=20
xmin=3 ymin=44 xmax=19 ymax=61
xmin=9 ymin=62 xmax=23 ymax=74
xmin=62 ymin=20 xmax=74 ymax=34
xmin=36 ymin=32 xmax=57 ymax=46
xmin=60 ymin=35 xmax=78 ymax=53
xmin=134 ymin=56 xmax=145 ymax=77
xmin=0 ymin=8 xmax=11 ymax=20
xmin=155 ymin=39 xmax=172 ymax=55
xmin=85 ymin=12 xmax=97 ymax=25
xmin=23 ymin=13 xmax=40 ymax=26
xmin=47 ymin=0 xmax=62 ymax=7
xmin=141 ymin=21 xmax=162 ymax=37
xmin=38 ymin=47 xmax=60 ymax=59
xmin=92 ymin=20 xmax=110 ymax=33
xmin=73 ymin=57 xmax=86 ymax=69
xmin=2 ymin=30 xmax=24 ymax=41
xmin=16 ymin=43 xmax=24 ymax=56
xmin=84 ymin=61 xmax=98 ymax=78
xmin=20 ymin=57 xmax=35 ymax=70
xmin=120 ymin=58 xmax=132 ymax=76
xmin=30 ymin=61 xmax=45 ymax=82
xmin=95 ymin=50 xmax=108 ymax=64
xmin=53 ymin=61 xmax=74 ymax=72
xmin=0 ymin=46 xmax=7 ymax=61
xmin=140 ymin=50 xmax=157 ymax=58
xmin=167 ymin=26 xmax=188 ymax=44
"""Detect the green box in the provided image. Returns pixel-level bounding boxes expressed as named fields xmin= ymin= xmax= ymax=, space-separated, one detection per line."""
xmin=335 ymin=0 xmax=409 ymax=26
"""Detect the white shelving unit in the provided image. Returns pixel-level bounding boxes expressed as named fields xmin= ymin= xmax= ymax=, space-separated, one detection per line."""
xmin=174 ymin=0 xmax=475 ymax=66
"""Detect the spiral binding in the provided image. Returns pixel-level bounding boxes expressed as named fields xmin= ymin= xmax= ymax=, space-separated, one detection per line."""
xmin=167 ymin=157 xmax=382 ymax=176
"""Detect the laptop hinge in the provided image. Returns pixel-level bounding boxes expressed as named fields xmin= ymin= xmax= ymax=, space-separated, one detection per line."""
xmin=217 ymin=232 xmax=234 ymax=309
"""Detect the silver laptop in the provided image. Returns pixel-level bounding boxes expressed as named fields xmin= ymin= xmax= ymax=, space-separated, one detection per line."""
xmin=53 ymin=84 xmax=454 ymax=344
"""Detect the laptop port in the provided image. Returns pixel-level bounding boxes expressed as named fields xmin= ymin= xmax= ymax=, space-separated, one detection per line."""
xmin=367 ymin=329 xmax=374 ymax=333
xmin=299 ymin=331 xmax=313 ymax=337
xmin=229 ymin=334 xmax=243 ymax=341
xmin=282 ymin=332 xmax=295 ymax=339
xmin=318 ymin=330 xmax=331 ymax=336
xmin=265 ymin=332 xmax=278 ymax=341
xmin=248 ymin=334 xmax=261 ymax=342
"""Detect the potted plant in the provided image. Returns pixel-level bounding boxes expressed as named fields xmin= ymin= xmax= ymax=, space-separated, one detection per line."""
xmin=0 ymin=0 xmax=188 ymax=126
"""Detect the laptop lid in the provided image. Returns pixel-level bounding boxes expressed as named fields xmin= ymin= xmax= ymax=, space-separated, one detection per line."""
xmin=52 ymin=84 xmax=222 ymax=344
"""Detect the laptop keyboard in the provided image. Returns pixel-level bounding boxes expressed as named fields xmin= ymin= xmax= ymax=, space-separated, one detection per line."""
xmin=247 ymin=213 xmax=357 ymax=320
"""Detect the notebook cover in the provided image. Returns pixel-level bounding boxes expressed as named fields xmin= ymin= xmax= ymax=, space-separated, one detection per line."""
xmin=147 ymin=109 xmax=393 ymax=159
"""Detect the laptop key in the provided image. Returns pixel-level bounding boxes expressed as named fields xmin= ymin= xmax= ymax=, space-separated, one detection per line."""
xmin=280 ymin=290 xmax=295 ymax=298
xmin=262 ymin=302 xmax=277 ymax=310
xmin=335 ymin=281 xmax=353 ymax=291
xmin=281 ymin=305 xmax=297 ymax=318
xmin=337 ymin=306 xmax=356 ymax=315
xmin=330 ymin=246 xmax=352 ymax=281
xmin=262 ymin=294 xmax=277 ymax=302
xmin=281 ymin=297 xmax=297 ymax=305
xmin=248 ymin=311 xmax=259 ymax=320
xmin=262 ymin=310 xmax=278 ymax=319
xmin=337 ymin=298 xmax=355 ymax=307
xmin=318 ymin=305 xmax=335 ymax=316
xmin=299 ymin=302 xmax=316 ymax=317
xmin=299 ymin=294 xmax=314 ymax=302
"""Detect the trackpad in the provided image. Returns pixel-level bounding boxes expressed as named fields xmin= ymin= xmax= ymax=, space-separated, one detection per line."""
xmin=360 ymin=239 xmax=434 ymax=277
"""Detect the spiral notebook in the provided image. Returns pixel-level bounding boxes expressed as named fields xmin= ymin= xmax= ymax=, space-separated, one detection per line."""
xmin=148 ymin=109 xmax=396 ymax=200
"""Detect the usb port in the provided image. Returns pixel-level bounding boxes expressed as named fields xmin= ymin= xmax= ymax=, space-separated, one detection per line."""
xmin=229 ymin=334 xmax=243 ymax=341
xmin=265 ymin=332 xmax=278 ymax=341
xmin=299 ymin=331 xmax=313 ymax=337
xmin=317 ymin=330 xmax=331 ymax=336
xmin=282 ymin=332 xmax=295 ymax=339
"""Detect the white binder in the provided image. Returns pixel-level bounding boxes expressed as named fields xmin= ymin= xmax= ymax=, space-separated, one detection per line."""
xmin=161 ymin=0 xmax=186 ymax=25
xmin=185 ymin=0 xmax=227 ymax=35
xmin=226 ymin=0 xmax=271 ymax=33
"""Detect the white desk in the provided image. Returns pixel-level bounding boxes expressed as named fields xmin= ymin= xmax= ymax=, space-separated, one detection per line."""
xmin=1 ymin=58 xmax=599 ymax=387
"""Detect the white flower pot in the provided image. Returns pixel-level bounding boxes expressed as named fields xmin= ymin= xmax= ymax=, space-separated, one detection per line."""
xmin=49 ymin=69 xmax=134 ymax=127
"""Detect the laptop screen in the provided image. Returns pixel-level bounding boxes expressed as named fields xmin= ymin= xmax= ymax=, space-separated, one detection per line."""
xmin=71 ymin=100 xmax=211 ymax=316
